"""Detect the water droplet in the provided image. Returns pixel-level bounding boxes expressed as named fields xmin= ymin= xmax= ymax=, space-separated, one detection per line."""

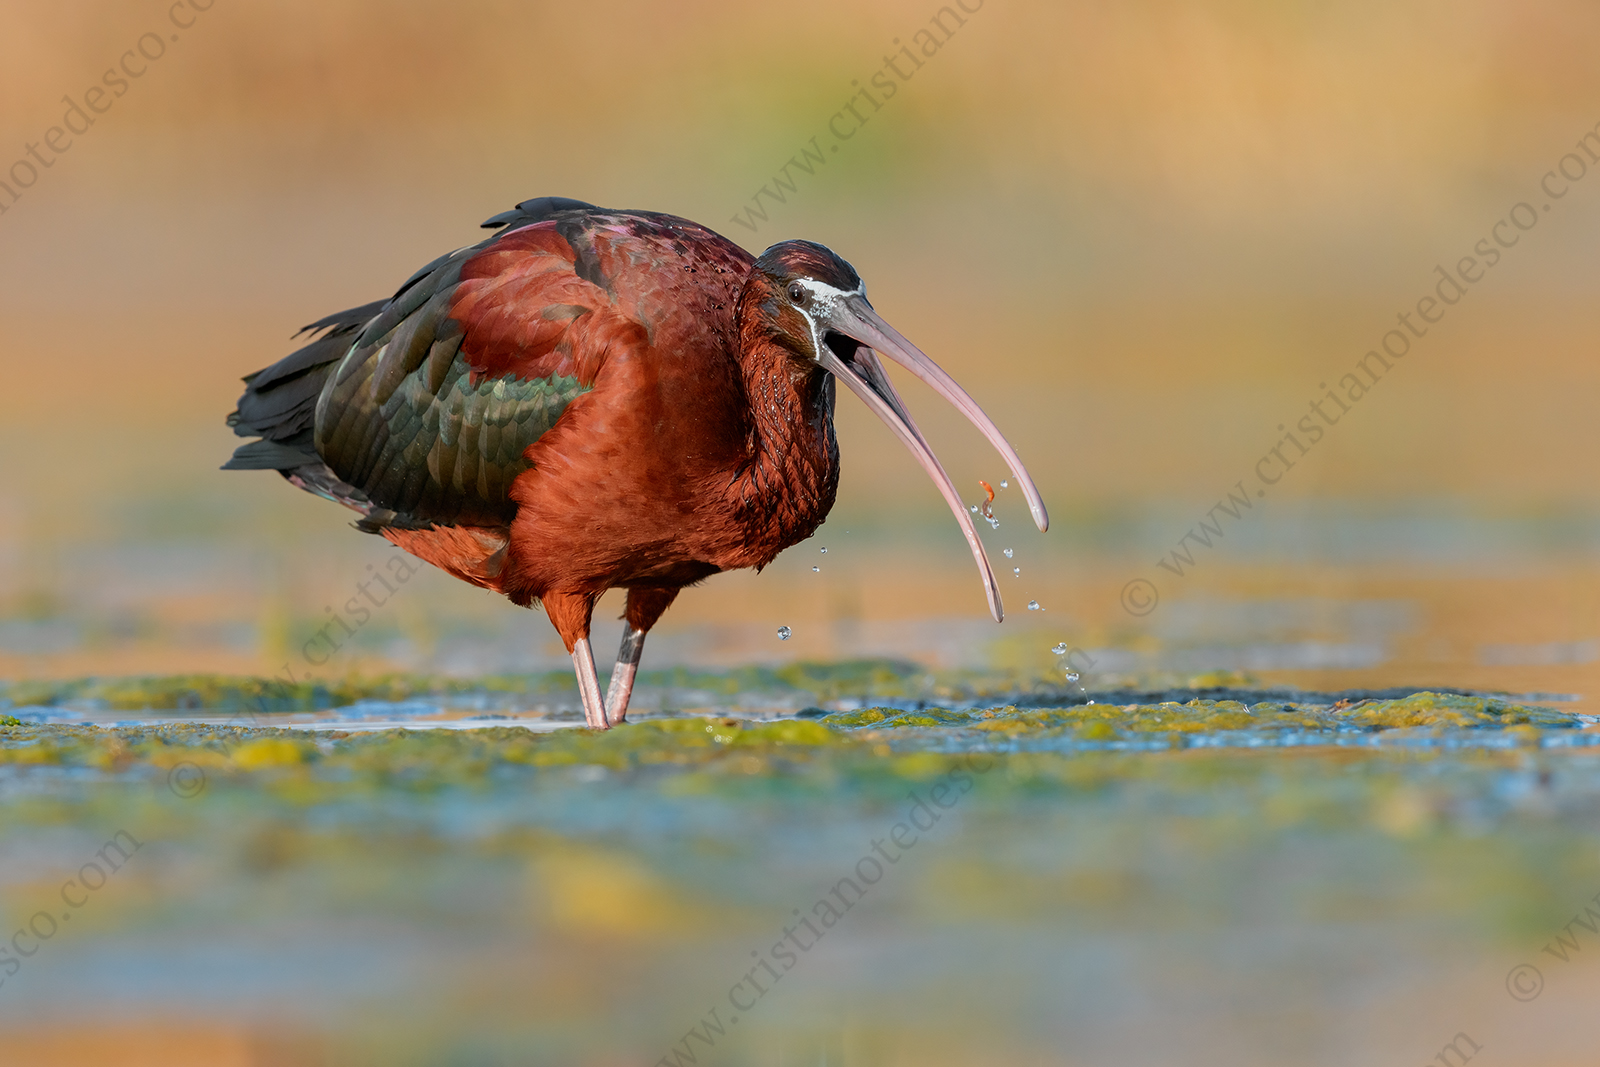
xmin=1065 ymin=671 xmax=1081 ymax=683
xmin=777 ymin=626 xmax=791 ymax=640
xmin=985 ymin=516 xmax=1000 ymax=529
xmin=1000 ymin=479 xmax=1009 ymax=489
xmin=1027 ymin=600 xmax=1041 ymax=611
xmin=1012 ymin=567 xmax=1020 ymax=577
xmin=1051 ymin=642 xmax=1069 ymax=655
xmin=1003 ymin=548 xmax=1013 ymax=558
xmin=1086 ymin=699 xmax=1095 ymax=705
xmin=819 ymin=547 xmax=827 ymax=554
xmin=811 ymin=566 xmax=820 ymax=572
xmin=969 ymin=504 xmax=979 ymax=513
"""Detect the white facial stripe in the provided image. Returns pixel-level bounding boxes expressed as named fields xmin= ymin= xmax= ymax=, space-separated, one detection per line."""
xmin=793 ymin=305 xmax=826 ymax=363
xmin=793 ymin=276 xmax=865 ymax=310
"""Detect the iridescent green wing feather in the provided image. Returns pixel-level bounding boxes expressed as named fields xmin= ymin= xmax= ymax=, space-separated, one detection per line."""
xmin=313 ymin=281 xmax=591 ymax=529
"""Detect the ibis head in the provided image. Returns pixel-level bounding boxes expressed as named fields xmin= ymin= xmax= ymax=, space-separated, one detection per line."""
xmin=746 ymin=239 xmax=1049 ymax=622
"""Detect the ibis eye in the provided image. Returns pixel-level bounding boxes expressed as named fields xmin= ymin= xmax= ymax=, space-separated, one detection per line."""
xmin=787 ymin=283 xmax=807 ymax=304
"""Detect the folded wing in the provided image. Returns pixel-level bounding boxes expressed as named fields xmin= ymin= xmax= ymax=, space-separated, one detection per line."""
xmin=227 ymin=197 xmax=658 ymax=532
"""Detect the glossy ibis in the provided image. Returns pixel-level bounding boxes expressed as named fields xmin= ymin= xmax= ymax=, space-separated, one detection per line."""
xmin=226 ymin=197 xmax=1047 ymax=729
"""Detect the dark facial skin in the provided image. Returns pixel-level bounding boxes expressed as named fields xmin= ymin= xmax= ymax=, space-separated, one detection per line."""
xmin=748 ymin=241 xmax=865 ymax=369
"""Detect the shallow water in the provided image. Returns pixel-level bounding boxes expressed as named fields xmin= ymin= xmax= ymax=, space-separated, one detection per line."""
xmin=3 ymin=680 xmax=1600 ymax=1065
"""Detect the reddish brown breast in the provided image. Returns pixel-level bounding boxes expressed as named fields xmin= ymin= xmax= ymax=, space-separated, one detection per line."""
xmin=483 ymin=214 xmax=838 ymax=604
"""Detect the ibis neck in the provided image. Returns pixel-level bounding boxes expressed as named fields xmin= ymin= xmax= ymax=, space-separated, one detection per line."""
xmin=724 ymin=332 xmax=840 ymax=568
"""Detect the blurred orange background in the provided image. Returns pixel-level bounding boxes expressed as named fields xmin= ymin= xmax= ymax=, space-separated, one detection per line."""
xmin=0 ymin=0 xmax=1596 ymax=703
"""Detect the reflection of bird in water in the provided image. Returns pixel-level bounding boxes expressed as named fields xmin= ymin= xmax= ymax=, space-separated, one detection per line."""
xmin=226 ymin=197 xmax=1047 ymax=728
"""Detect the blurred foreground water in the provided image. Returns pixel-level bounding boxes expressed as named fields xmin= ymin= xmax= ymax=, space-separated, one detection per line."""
xmin=2 ymin=681 xmax=1600 ymax=1066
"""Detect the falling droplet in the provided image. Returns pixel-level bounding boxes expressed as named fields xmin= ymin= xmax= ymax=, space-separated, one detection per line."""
xmin=1000 ymin=479 xmax=1009 ymax=489
xmin=1003 ymin=548 xmax=1013 ymax=558
xmin=1012 ymin=567 xmax=1020 ymax=577
xmin=1027 ymin=600 xmax=1041 ymax=611
xmin=1065 ymin=671 xmax=1081 ymax=684
xmin=777 ymin=626 xmax=791 ymax=640
xmin=1051 ymin=642 xmax=1069 ymax=655
xmin=986 ymin=516 xmax=1000 ymax=529
xmin=820 ymin=547 xmax=827 ymax=554
xmin=811 ymin=566 xmax=820 ymax=572
xmin=969 ymin=504 xmax=979 ymax=513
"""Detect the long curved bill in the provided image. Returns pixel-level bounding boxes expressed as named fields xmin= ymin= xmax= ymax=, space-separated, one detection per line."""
xmin=814 ymin=294 xmax=1049 ymax=623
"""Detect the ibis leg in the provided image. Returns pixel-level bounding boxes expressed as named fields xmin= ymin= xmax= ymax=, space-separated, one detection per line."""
xmin=605 ymin=625 xmax=646 ymax=723
xmin=605 ymin=587 xmax=681 ymax=725
xmin=571 ymin=637 xmax=610 ymax=730
xmin=545 ymin=590 xmax=609 ymax=730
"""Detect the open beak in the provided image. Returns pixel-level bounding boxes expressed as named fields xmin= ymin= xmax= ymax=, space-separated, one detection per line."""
xmin=814 ymin=294 xmax=1049 ymax=623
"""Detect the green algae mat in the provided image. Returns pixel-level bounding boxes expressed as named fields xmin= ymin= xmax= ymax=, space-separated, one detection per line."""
xmin=2 ymin=678 xmax=1599 ymax=1066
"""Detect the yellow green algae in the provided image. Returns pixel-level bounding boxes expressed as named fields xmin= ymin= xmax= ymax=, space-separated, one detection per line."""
xmin=820 ymin=690 xmax=1579 ymax=742
xmin=0 ymin=690 xmax=1583 ymax=779
xmin=0 ymin=661 xmax=950 ymax=714
xmin=2 ymin=680 xmax=1598 ymax=1065
xmin=0 ymin=662 xmax=1281 ymax=717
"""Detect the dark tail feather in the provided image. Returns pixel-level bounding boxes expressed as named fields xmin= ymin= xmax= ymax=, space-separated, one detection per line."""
xmin=221 ymin=432 xmax=318 ymax=471
xmin=224 ymin=300 xmax=390 ymax=520
xmin=226 ymin=298 xmax=389 ymax=449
